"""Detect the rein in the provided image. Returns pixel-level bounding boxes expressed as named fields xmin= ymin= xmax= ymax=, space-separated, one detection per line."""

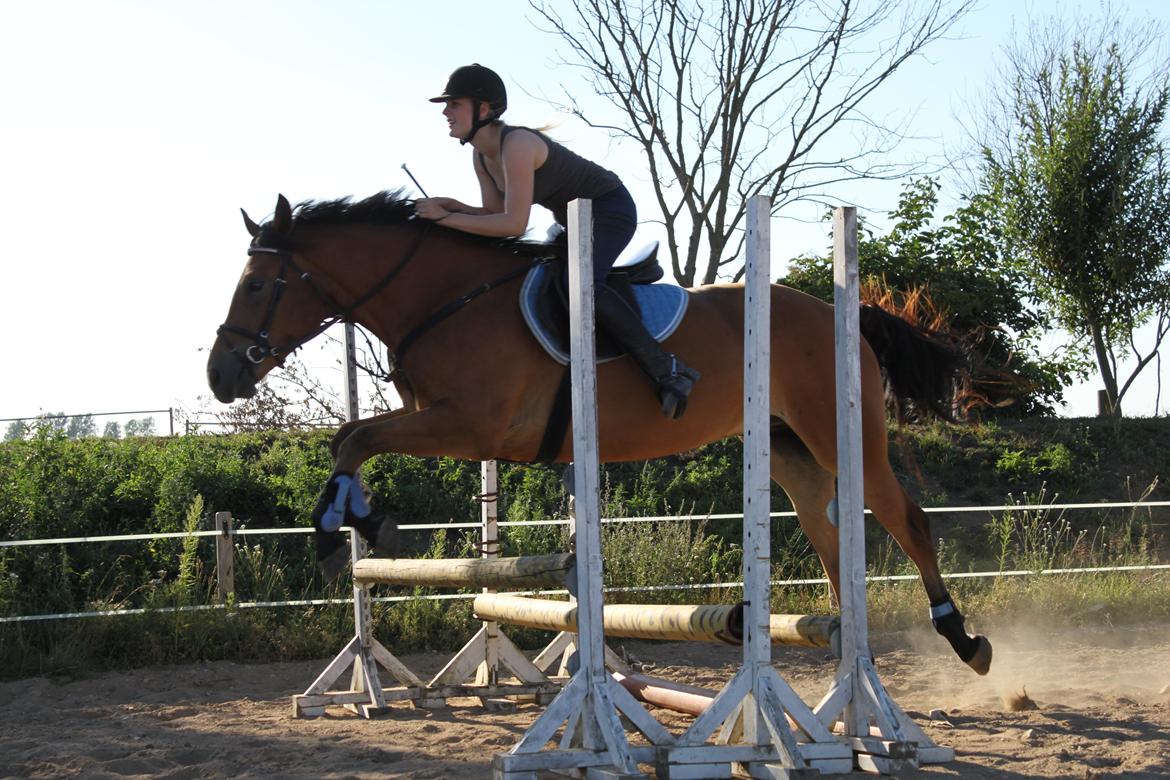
xmin=217 ymin=224 xmax=541 ymax=390
xmin=386 ymin=261 xmax=539 ymax=379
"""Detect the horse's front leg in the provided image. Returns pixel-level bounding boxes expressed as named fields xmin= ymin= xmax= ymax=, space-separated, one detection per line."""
xmin=329 ymin=407 xmax=413 ymax=459
xmin=312 ymin=402 xmax=481 ymax=580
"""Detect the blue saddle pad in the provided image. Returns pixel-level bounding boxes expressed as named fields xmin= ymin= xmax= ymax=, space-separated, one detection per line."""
xmin=520 ymin=263 xmax=689 ymax=365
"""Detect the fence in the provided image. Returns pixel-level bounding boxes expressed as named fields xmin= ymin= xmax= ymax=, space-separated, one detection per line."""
xmin=2 ymin=500 xmax=1168 ymax=624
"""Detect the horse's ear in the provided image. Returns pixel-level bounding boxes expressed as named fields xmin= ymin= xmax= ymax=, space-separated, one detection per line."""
xmin=274 ymin=194 xmax=293 ymax=235
xmin=241 ymin=208 xmax=261 ymax=237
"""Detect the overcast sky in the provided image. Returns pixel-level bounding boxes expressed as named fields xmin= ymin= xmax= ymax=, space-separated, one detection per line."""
xmin=1 ymin=0 xmax=1166 ymax=432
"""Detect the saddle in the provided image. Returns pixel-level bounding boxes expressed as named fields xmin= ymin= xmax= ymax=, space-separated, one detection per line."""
xmin=519 ymin=240 xmax=689 ymax=364
xmin=517 ymin=240 xmax=691 ymax=463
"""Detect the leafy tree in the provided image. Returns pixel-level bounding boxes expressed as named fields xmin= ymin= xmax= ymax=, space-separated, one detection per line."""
xmin=979 ymin=16 xmax=1170 ymax=416
xmin=530 ymin=0 xmax=974 ymax=286
xmin=102 ymin=421 xmax=122 ymax=438
xmin=123 ymin=417 xmax=156 ymax=437
xmin=784 ymin=178 xmax=1088 ymax=416
xmin=38 ymin=413 xmax=68 ymax=435
xmin=66 ymin=414 xmax=96 ymax=439
xmin=3 ymin=420 xmax=27 ymax=441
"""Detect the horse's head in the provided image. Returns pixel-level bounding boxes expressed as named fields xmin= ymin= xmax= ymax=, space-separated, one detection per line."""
xmin=207 ymin=194 xmax=338 ymax=403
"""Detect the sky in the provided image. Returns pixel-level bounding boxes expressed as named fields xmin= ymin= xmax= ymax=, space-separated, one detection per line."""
xmin=1 ymin=0 xmax=1167 ymax=434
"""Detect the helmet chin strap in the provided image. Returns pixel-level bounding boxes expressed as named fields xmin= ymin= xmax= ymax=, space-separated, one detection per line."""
xmin=461 ymin=99 xmax=491 ymax=145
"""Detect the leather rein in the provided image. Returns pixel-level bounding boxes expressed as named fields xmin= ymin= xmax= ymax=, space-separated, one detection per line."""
xmin=216 ymin=224 xmax=538 ymax=388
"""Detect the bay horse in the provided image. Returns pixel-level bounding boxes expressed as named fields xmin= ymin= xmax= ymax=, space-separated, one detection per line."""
xmin=207 ymin=191 xmax=992 ymax=675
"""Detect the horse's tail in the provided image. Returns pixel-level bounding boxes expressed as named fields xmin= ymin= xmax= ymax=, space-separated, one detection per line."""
xmin=859 ymin=303 xmax=964 ymax=423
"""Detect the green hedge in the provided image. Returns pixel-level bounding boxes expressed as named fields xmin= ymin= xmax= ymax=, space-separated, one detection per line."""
xmin=0 ymin=418 xmax=1165 ymax=678
xmin=2 ymin=418 xmax=1166 ymax=618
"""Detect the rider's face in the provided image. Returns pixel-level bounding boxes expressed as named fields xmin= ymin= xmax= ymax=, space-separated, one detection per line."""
xmin=442 ymin=98 xmax=474 ymax=139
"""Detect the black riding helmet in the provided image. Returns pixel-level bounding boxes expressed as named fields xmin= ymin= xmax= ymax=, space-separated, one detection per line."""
xmin=429 ymin=64 xmax=507 ymax=144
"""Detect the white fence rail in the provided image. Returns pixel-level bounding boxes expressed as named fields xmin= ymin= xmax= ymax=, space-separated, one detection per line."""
xmin=2 ymin=500 xmax=1168 ymax=624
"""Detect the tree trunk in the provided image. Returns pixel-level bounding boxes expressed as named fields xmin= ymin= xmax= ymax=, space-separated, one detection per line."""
xmin=1090 ymin=322 xmax=1121 ymax=417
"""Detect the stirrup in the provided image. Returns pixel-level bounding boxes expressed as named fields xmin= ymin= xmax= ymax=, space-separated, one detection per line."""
xmin=656 ymin=356 xmax=700 ymax=419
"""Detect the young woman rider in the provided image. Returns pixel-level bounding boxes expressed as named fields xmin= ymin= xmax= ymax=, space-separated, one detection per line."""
xmin=413 ymin=63 xmax=699 ymax=419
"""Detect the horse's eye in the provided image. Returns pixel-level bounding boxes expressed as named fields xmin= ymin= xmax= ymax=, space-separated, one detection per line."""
xmin=245 ymin=279 xmax=265 ymax=294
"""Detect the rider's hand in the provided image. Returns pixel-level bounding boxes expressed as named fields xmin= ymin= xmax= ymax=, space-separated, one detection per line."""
xmin=415 ymin=198 xmax=452 ymax=222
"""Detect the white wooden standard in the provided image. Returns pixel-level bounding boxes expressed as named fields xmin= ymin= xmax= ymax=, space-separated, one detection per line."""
xmin=658 ymin=197 xmax=851 ymax=779
xmin=295 ymin=332 xmax=559 ymax=717
xmin=810 ymin=207 xmax=953 ymax=772
xmin=495 ymin=198 xmax=670 ymax=780
xmin=476 ymin=460 xmax=501 ymax=691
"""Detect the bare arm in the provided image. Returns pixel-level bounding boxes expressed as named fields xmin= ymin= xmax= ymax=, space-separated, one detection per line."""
xmin=415 ymin=132 xmax=541 ymax=237
xmin=424 ymin=196 xmax=492 ymax=216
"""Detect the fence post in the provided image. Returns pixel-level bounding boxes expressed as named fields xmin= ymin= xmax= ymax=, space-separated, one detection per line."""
xmin=215 ymin=511 xmax=235 ymax=602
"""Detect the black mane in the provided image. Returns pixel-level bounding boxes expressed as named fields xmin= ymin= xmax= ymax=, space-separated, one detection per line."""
xmin=290 ymin=189 xmax=557 ymax=256
xmin=293 ymin=188 xmax=416 ymax=227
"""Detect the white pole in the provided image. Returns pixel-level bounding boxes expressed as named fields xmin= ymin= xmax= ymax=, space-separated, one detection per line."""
xmin=812 ymin=206 xmax=953 ymax=773
xmin=567 ymin=199 xmax=606 ymax=698
xmin=832 ymin=207 xmax=869 ymax=737
xmin=741 ymin=194 xmax=773 ymax=741
xmin=494 ymin=199 xmax=667 ymax=778
xmin=479 ymin=460 xmax=500 ymax=686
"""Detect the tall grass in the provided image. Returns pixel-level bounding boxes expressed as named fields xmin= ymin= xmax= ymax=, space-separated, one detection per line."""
xmin=866 ymin=480 xmax=1169 ymax=631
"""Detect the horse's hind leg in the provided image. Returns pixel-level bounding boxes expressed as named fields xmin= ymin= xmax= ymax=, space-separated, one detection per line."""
xmin=859 ymin=421 xmax=993 ymax=675
xmin=772 ymin=420 xmax=992 ymax=675
xmin=769 ymin=424 xmax=842 ymax=601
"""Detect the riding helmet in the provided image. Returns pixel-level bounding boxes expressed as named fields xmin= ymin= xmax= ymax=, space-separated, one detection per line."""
xmin=429 ymin=63 xmax=507 ymax=117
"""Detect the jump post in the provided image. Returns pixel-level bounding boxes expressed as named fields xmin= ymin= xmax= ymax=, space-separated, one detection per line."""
xmin=492 ymin=197 xmax=671 ymax=779
xmin=810 ymin=207 xmax=953 ymax=771
xmin=292 ymin=460 xmax=566 ymax=718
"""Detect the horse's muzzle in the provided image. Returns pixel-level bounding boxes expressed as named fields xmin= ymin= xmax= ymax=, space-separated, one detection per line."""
xmin=206 ymin=355 xmax=257 ymax=403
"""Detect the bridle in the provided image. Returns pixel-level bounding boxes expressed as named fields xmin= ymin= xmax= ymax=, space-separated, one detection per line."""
xmin=215 ymin=221 xmax=540 ymax=387
xmin=215 ymin=225 xmax=429 ymax=376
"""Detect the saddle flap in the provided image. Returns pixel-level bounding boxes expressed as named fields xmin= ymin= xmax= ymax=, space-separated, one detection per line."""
xmin=520 ymin=261 xmax=689 ymax=366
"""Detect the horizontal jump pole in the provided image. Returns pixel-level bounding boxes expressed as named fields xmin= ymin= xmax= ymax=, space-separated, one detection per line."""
xmin=612 ymin=671 xmax=718 ymax=717
xmin=473 ymin=594 xmax=840 ymax=652
xmin=612 ymin=672 xmax=891 ymax=741
xmin=353 ymin=554 xmax=574 ymax=590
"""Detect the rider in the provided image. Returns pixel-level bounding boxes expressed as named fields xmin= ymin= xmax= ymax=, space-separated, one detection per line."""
xmin=414 ymin=63 xmax=699 ymax=419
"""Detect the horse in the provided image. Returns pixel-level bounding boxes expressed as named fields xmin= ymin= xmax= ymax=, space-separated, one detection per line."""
xmin=207 ymin=191 xmax=992 ymax=676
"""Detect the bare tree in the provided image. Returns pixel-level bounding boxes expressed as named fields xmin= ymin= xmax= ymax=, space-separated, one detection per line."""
xmin=530 ymin=0 xmax=974 ymax=285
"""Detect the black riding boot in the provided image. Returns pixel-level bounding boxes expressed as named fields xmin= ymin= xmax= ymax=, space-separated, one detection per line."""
xmin=594 ymin=285 xmax=700 ymax=419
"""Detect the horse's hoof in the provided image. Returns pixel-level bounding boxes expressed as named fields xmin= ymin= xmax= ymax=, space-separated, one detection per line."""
xmin=316 ymin=532 xmax=350 ymax=582
xmin=371 ymin=515 xmax=401 ymax=557
xmin=350 ymin=513 xmax=400 ymax=557
xmin=966 ymin=635 xmax=992 ymax=675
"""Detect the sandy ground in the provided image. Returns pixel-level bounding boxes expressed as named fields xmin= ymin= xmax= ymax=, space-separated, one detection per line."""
xmin=2 ymin=621 xmax=1169 ymax=779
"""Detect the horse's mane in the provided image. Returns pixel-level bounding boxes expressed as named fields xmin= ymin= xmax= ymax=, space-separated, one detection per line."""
xmin=292 ymin=189 xmax=556 ymax=256
xmin=293 ymin=188 xmax=416 ymax=227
